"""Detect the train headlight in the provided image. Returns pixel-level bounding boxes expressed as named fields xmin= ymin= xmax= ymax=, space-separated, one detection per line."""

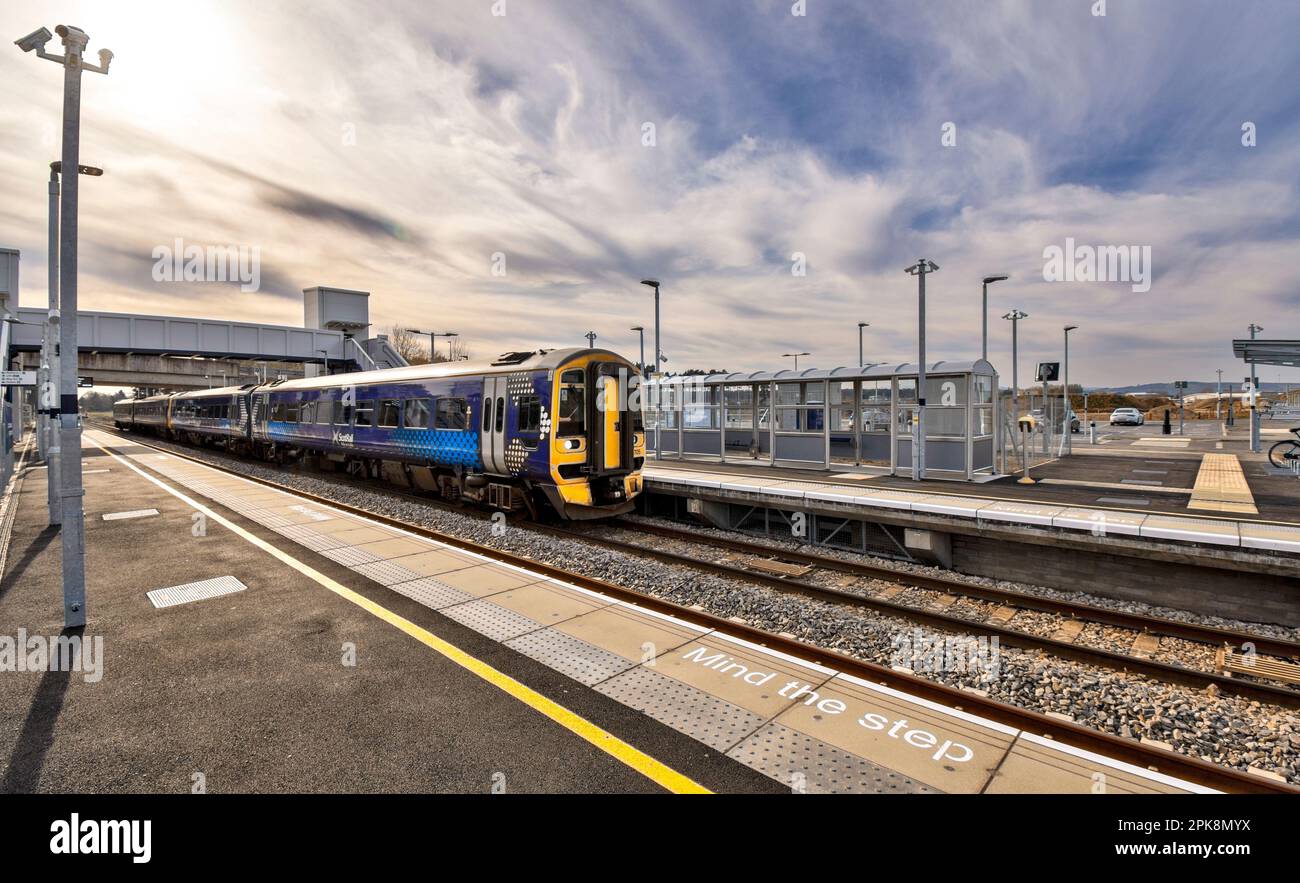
xmin=562 ymin=438 xmax=582 ymax=451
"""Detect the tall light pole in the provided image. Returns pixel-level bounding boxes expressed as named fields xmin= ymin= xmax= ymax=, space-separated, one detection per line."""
xmin=585 ymin=331 xmax=597 ymax=349
xmin=782 ymin=352 xmax=810 ymax=371
xmin=1003 ymin=310 xmax=1028 ymax=469
xmin=640 ymin=279 xmax=661 ymax=377
xmin=981 ymin=274 xmax=1009 ymax=362
xmin=1216 ymin=368 xmax=1223 ymax=421
xmin=906 ymin=259 xmax=939 ymax=481
xmin=857 ymin=322 xmax=869 ymax=367
xmin=1248 ymin=323 xmax=1263 ymax=452
xmin=406 ymin=329 xmax=458 ymax=363
xmin=42 ymin=161 xmax=100 ymax=529
xmin=18 ymin=23 xmax=113 ymax=629
xmin=630 ymin=326 xmax=645 ymax=377
xmin=1062 ymin=325 xmax=1078 ymax=455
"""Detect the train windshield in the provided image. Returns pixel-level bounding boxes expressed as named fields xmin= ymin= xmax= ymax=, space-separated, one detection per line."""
xmin=558 ymin=369 xmax=585 ymax=436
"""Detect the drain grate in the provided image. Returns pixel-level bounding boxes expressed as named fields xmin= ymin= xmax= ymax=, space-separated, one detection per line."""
xmin=147 ymin=575 xmax=247 ymax=609
xmin=103 ymin=508 xmax=160 ymax=521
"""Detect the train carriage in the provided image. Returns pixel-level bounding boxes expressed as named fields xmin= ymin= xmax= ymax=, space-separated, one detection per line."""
xmin=127 ymin=394 xmax=173 ymax=430
xmin=112 ymin=398 xmax=134 ymax=429
xmin=169 ymin=386 xmax=250 ymax=444
xmin=113 ymin=347 xmax=645 ymax=519
xmin=246 ymin=347 xmax=644 ymax=518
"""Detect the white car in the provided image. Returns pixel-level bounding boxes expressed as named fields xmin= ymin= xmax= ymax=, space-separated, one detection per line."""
xmin=1109 ymin=407 xmax=1145 ymax=426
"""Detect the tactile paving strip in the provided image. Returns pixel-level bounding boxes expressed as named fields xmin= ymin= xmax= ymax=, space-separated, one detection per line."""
xmin=727 ymin=722 xmax=936 ymax=794
xmin=353 ymin=560 xmax=426 ymax=586
xmin=319 ymin=546 xmax=383 ymax=567
xmin=505 ymin=628 xmax=637 ymax=686
xmin=595 ymin=666 xmax=767 ymax=752
xmin=388 ymin=577 xmax=475 ymax=610
xmin=441 ymin=599 xmax=543 ymax=642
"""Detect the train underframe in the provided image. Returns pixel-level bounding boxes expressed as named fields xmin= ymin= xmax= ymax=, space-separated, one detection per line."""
xmin=123 ymin=424 xmax=633 ymax=520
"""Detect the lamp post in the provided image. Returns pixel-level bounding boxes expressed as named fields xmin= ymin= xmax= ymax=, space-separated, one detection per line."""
xmin=857 ymin=322 xmax=869 ymax=367
xmin=317 ymin=348 xmax=330 ymax=377
xmin=905 ymin=259 xmax=939 ymax=481
xmin=18 ymin=23 xmax=113 ymax=629
xmin=1248 ymin=323 xmax=1262 ymax=452
xmin=1003 ymin=310 xmax=1028 ymax=470
xmin=782 ymin=352 xmax=810 ymax=371
xmin=640 ymin=279 xmax=661 ymax=377
xmin=630 ymin=326 xmax=645 ymax=377
xmin=1062 ymin=325 xmax=1078 ymax=455
xmin=981 ymin=274 xmax=1009 ymax=362
xmin=1216 ymin=368 xmax=1223 ymax=421
xmin=406 ymin=329 xmax=458 ymax=362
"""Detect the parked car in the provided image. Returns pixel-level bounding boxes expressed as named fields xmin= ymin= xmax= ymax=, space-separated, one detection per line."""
xmin=1028 ymin=408 xmax=1081 ymax=432
xmin=1109 ymin=407 xmax=1145 ymax=426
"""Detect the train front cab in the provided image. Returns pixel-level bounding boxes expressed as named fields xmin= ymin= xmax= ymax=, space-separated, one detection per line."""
xmin=546 ymin=353 xmax=645 ymax=519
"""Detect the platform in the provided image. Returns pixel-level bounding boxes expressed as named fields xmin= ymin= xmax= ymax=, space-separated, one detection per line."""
xmin=0 ymin=430 xmax=1219 ymax=793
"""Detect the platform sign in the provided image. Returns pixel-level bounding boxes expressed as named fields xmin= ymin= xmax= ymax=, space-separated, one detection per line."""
xmin=77 ymin=376 xmax=94 ymax=388
xmin=0 ymin=370 xmax=36 ymax=386
xmin=1035 ymin=362 xmax=1060 ymax=382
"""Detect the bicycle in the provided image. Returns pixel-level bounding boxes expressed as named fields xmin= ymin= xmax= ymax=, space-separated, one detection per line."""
xmin=1268 ymin=427 xmax=1300 ymax=468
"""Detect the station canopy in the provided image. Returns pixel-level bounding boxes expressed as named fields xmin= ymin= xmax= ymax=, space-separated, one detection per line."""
xmin=1233 ymin=339 xmax=1300 ymax=368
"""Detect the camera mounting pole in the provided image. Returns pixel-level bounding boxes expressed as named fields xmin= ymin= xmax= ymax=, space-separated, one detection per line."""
xmin=16 ymin=23 xmax=113 ymax=628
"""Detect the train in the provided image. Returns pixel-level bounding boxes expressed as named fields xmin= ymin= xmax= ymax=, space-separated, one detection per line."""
xmin=112 ymin=347 xmax=646 ymax=519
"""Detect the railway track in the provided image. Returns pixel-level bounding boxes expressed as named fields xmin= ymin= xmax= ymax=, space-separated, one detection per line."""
xmin=90 ymin=425 xmax=1300 ymax=793
xmin=593 ymin=520 xmax=1300 ymax=657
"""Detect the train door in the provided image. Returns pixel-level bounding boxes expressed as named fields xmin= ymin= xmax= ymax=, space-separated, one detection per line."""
xmin=480 ymin=377 xmax=508 ymax=474
xmin=590 ymin=363 xmax=629 ymax=474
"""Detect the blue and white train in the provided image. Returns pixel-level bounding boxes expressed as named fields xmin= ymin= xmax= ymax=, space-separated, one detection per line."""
xmin=113 ymin=348 xmax=646 ymax=519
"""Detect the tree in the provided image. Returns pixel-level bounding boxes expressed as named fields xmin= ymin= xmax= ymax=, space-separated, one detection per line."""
xmin=384 ymin=325 xmax=431 ymax=365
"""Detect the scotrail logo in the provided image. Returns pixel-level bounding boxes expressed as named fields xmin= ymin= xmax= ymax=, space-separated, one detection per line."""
xmin=1042 ymin=237 xmax=1152 ymax=293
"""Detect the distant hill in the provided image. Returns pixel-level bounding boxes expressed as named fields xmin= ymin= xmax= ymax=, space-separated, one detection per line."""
xmin=1089 ymin=381 xmax=1292 ymax=396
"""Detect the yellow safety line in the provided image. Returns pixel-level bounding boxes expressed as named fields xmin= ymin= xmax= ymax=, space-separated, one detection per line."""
xmin=89 ymin=433 xmax=710 ymax=795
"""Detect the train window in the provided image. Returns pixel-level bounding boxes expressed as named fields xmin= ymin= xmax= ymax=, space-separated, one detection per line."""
xmin=378 ymin=399 xmax=400 ymax=428
xmin=355 ymin=400 xmax=375 ymax=427
xmin=301 ymin=401 xmax=316 ymax=424
xmin=558 ymin=370 xmax=585 ymax=436
xmin=271 ymin=402 xmax=287 ymax=422
xmin=316 ymin=400 xmax=333 ymax=425
xmin=482 ymin=397 xmax=492 ymax=432
xmin=435 ymin=397 xmax=468 ymax=430
xmin=495 ymin=397 xmax=505 ymax=433
xmin=335 ymin=400 xmax=353 ymax=425
xmin=285 ymin=402 xmax=300 ymax=423
xmin=403 ymin=398 xmax=432 ymax=429
xmin=517 ymin=395 xmax=541 ymax=432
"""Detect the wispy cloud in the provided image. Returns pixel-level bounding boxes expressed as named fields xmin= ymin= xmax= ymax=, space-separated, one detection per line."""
xmin=2 ymin=0 xmax=1298 ymax=384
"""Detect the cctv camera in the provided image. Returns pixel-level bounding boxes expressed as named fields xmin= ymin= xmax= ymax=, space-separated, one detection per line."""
xmin=14 ymin=26 xmax=52 ymax=53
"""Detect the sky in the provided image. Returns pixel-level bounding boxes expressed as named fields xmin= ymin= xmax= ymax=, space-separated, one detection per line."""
xmin=2 ymin=0 xmax=1299 ymax=388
